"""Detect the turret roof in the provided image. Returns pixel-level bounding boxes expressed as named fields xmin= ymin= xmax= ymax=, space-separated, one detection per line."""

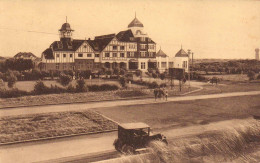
xmin=128 ymin=17 xmax=144 ymax=28
xmin=175 ymin=48 xmax=189 ymax=57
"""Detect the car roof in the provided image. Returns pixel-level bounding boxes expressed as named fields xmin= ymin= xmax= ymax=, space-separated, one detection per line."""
xmin=119 ymin=122 xmax=150 ymax=129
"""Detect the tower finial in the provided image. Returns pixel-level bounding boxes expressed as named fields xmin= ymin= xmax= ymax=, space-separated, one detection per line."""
xmin=181 ymin=44 xmax=182 ymax=49
xmin=160 ymin=46 xmax=161 ymax=50
xmin=66 ymin=16 xmax=67 ymax=23
xmin=135 ymin=12 xmax=136 ymax=18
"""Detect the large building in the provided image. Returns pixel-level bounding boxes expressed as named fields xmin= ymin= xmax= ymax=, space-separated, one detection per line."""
xmin=41 ymin=16 xmax=189 ymax=72
xmin=41 ymin=16 xmax=157 ymax=72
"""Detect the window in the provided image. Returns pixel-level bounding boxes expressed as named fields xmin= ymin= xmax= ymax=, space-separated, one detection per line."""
xmin=128 ymin=52 xmax=135 ymax=57
xmin=63 ymin=64 xmax=67 ymax=69
xmin=113 ymin=46 xmax=117 ymax=50
xmin=87 ymin=53 xmax=92 ymax=57
xmin=63 ymin=54 xmax=66 ymax=57
xmin=130 ymin=37 xmax=135 ymax=41
xmin=113 ymin=53 xmax=117 ymax=57
xmin=56 ymin=54 xmax=60 ymax=58
xmin=141 ymin=62 xmax=146 ymax=69
xmin=78 ymin=53 xmax=83 ymax=57
xmin=95 ymin=54 xmax=99 ymax=57
xmin=140 ymin=52 xmax=146 ymax=57
xmin=162 ymin=62 xmax=167 ymax=68
xmin=149 ymin=45 xmax=154 ymax=49
xmin=120 ymin=53 xmax=125 ymax=57
xmin=140 ymin=44 xmax=146 ymax=50
xmin=56 ymin=63 xmax=60 ymax=70
xmin=148 ymin=52 xmax=154 ymax=57
xmin=169 ymin=62 xmax=174 ymax=68
xmin=105 ymin=53 xmax=110 ymax=57
xmin=141 ymin=37 xmax=146 ymax=42
xmin=70 ymin=54 xmax=73 ymax=58
xmin=183 ymin=61 xmax=188 ymax=68
xmin=120 ymin=46 xmax=125 ymax=50
xmin=84 ymin=45 xmax=87 ymax=48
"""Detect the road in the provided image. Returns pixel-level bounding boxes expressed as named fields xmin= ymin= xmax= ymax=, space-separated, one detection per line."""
xmin=0 ymin=91 xmax=260 ymax=117
xmin=0 ymin=118 xmax=256 ymax=163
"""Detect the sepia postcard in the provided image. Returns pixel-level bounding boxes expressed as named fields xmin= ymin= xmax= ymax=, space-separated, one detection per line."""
xmin=0 ymin=0 xmax=260 ymax=162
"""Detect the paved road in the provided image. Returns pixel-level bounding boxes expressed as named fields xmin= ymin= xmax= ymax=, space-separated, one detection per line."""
xmin=0 ymin=118 xmax=255 ymax=163
xmin=1 ymin=91 xmax=260 ymax=117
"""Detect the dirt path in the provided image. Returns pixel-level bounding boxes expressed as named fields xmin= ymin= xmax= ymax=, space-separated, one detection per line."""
xmin=0 ymin=91 xmax=260 ymax=118
xmin=0 ymin=118 xmax=257 ymax=163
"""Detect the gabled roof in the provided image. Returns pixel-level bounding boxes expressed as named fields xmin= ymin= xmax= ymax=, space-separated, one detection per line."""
xmin=116 ymin=29 xmax=135 ymax=42
xmin=128 ymin=17 xmax=144 ymax=28
xmin=51 ymin=40 xmax=84 ymax=51
xmin=14 ymin=52 xmax=37 ymax=59
xmin=175 ymin=49 xmax=189 ymax=57
xmin=156 ymin=49 xmax=167 ymax=57
xmin=92 ymin=34 xmax=115 ymax=52
xmin=42 ymin=48 xmax=54 ymax=59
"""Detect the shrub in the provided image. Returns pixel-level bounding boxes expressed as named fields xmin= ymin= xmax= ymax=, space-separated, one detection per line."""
xmin=119 ymin=77 xmax=127 ymax=87
xmin=0 ymin=88 xmax=28 ymax=98
xmin=76 ymin=78 xmax=88 ymax=92
xmin=152 ymin=72 xmax=157 ymax=79
xmin=113 ymin=68 xmax=120 ymax=75
xmin=159 ymin=73 xmax=165 ymax=80
xmin=115 ymin=90 xmax=147 ymax=98
xmin=160 ymin=83 xmax=167 ymax=88
xmin=247 ymin=71 xmax=255 ymax=81
xmin=33 ymin=80 xmax=48 ymax=94
xmin=149 ymin=81 xmax=159 ymax=89
xmin=257 ymin=74 xmax=260 ymax=80
xmin=135 ymin=70 xmax=142 ymax=77
xmin=120 ymin=69 xmax=126 ymax=76
xmin=58 ymin=73 xmax=72 ymax=86
xmin=67 ymin=84 xmax=76 ymax=93
xmin=99 ymin=84 xmax=119 ymax=91
xmin=88 ymin=84 xmax=119 ymax=92
xmin=7 ymin=74 xmax=17 ymax=88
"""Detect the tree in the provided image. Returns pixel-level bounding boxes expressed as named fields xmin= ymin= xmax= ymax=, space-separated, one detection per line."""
xmin=152 ymin=72 xmax=157 ymax=79
xmin=59 ymin=73 xmax=72 ymax=87
xmin=135 ymin=70 xmax=142 ymax=77
xmin=119 ymin=76 xmax=127 ymax=87
xmin=159 ymin=73 xmax=165 ymax=80
xmin=76 ymin=78 xmax=88 ymax=92
xmin=247 ymin=71 xmax=255 ymax=81
xmin=7 ymin=74 xmax=17 ymax=88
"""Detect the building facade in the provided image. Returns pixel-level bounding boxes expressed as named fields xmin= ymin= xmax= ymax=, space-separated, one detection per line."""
xmin=41 ymin=16 xmax=189 ymax=72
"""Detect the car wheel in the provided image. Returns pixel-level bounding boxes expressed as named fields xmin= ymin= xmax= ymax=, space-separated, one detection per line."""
xmin=122 ymin=144 xmax=134 ymax=155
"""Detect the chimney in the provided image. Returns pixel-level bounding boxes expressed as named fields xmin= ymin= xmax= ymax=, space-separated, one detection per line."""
xmin=255 ymin=48 xmax=259 ymax=61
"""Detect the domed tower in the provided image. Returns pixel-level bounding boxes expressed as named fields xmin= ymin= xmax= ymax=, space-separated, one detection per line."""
xmin=59 ymin=17 xmax=74 ymax=42
xmin=128 ymin=14 xmax=147 ymax=37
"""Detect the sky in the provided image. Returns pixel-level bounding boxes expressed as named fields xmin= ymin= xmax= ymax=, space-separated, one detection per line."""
xmin=0 ymin=0 xmax=259 ymax=59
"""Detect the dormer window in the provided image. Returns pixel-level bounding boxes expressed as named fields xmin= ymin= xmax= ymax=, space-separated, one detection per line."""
xmin=84 ymin=45 xmax=87 ymax=48
xmin=140 ymin=37 xmax=146 ymax=42
xmin=130 ymin=37 xmax=134 ymax=41
xmin=56 ymin=54 xmax=60 ymax=58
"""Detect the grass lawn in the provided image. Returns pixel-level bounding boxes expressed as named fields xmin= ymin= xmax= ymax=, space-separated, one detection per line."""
xmin=203 ymin=74 xmax=249 ymax=82
xmin=0 ymin=110 xmax=117 ymax=144
xmin=0 ymin=86 xmax=195 ymax=108
xmin=93 ymin=95 xmax=260 ymax=131
xmin=190 ymin=82 xmax=260 ymax=95
xmin=3 ymin=79 xmax=121 ymax=92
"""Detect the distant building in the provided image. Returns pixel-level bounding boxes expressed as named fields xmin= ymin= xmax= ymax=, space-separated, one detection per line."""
xmin=256 ymin=48 xmax=259 ymax=61
xmin=14 ymin=52 xmax=38 ymax=60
